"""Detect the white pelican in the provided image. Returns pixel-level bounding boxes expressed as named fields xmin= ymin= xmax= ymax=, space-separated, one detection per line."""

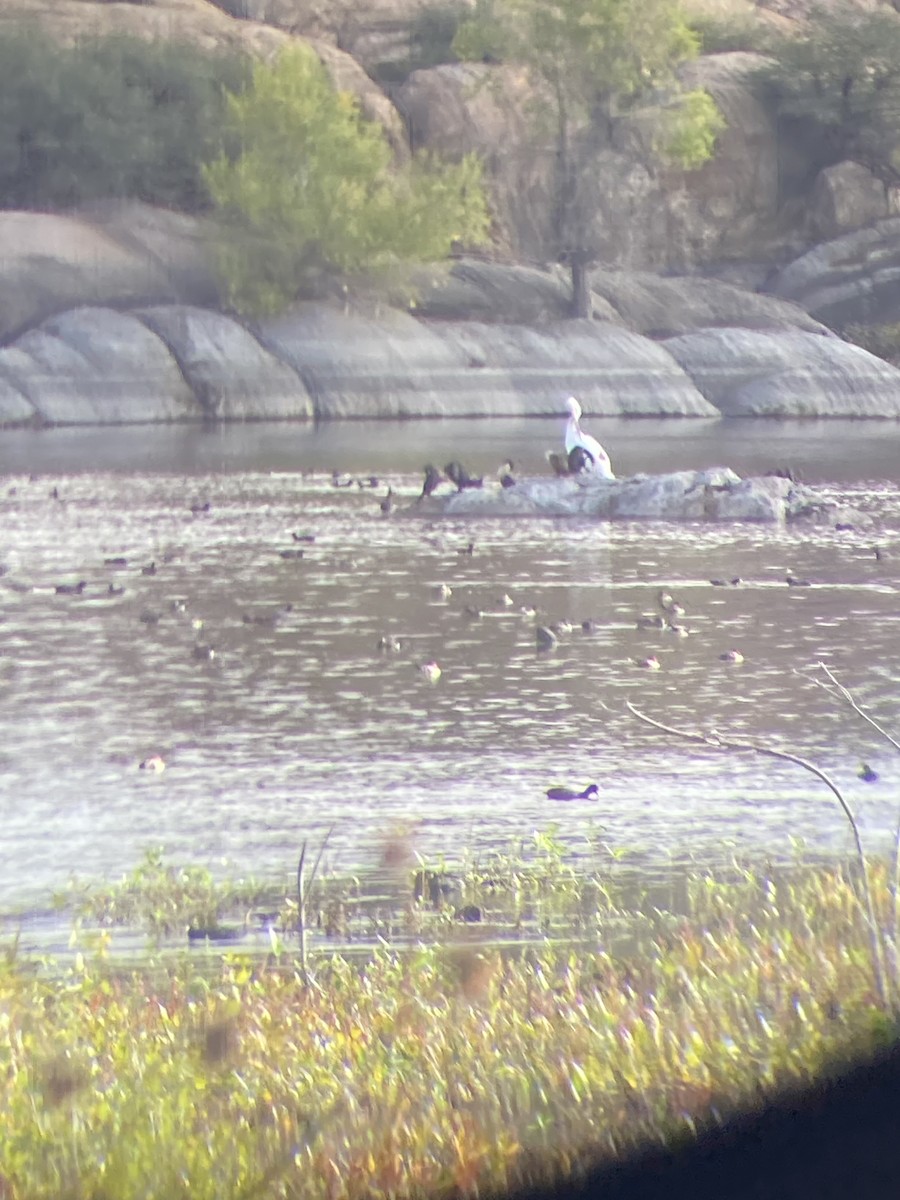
xmin=564 ymin=397 xmax=614 ymax=478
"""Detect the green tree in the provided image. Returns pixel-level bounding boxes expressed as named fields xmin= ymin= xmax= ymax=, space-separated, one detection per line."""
xmin=454 ymin=0 xmax=724 ymax=316
xmin=756 ymin=4 xmax=900 ymax=185
xmin=203 ymin=44 xmax=490 ymax=315
xmin=0 ymin=25 xmax=247 ymax=210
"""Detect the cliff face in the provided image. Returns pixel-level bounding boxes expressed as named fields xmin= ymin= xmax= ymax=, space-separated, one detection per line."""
xmin=2 ymin=0 xmax=896 ymax=282
xmin=3 ymin=0 xmax=894 ymax=277
xmin=3 ymin=0 xmax=900 ymax=425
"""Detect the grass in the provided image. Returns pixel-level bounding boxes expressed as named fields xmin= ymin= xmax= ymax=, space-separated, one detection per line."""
xmin=0 ymin=846 xmax=897 ymax=1199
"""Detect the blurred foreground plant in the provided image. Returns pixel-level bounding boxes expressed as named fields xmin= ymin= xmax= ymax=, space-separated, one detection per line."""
xmin=1 ymin=854 xmax=896 ymax=1199
xmin=629 ymin=661 xmax=900 ymax=1010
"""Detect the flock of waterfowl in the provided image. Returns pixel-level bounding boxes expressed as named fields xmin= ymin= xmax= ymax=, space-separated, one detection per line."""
xmin=414 ymin=394 xmax=615 ymax=502
xmin=4 ymin=394 xmax=892 ymax=832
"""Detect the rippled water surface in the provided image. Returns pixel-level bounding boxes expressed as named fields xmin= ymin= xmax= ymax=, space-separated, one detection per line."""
xmin=3 ymin=417 xmax=900 ymax=911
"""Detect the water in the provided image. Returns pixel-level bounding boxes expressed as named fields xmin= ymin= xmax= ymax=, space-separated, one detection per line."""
xmin=2 ymin=416 xmax=900 ymax=913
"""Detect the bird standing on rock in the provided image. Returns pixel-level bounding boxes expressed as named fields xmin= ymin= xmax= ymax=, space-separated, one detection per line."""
xmin=564 ymin=397 xmax=614 ymax=478
xmin=420 ymin=465 xmax=442 ymax=499
xmin=498 ymin=461 xmax=517 ymax=488
xmin=444 ymin=462 xmax=483 ymax=492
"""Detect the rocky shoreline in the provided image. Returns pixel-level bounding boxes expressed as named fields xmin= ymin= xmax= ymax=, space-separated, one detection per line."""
xmin=3 ymin=205 xmax=900 ymax=428
xmin=414 ymin=467 xmax=864 ymax=524
xmin=5 ymin=0 xmax=900 ymax=427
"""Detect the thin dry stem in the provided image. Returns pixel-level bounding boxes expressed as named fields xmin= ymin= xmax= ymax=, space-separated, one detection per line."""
xmin=809 ymin=661 xmax=900 ymax=755
xmin=625 ymin=701 xmax=890 ymax=1009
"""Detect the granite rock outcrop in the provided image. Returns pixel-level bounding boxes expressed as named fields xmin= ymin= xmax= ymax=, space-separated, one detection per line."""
xmin=423 ymin=467 xmax=833 ymax=522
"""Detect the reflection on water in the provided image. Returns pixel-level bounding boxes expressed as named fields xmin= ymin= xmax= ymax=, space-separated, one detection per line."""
xmin=2 ymin=421 xmax=900 ymax=911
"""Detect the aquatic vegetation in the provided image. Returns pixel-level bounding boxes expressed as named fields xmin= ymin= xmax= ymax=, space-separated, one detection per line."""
xmin=2 ymin=854 xmax=897 ymax=1199
xmin=65 ymin=848 xmax=272 ymax=944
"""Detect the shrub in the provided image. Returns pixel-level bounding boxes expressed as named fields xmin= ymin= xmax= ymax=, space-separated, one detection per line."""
xmin=203 ymin=43 xmax=490 ymax=315
xmin=756 ymin=5 xmax=900 ymax=184
xmin=687 ymin=11 xmax=773 ymax=55
xmin=0 ymin=24 xmax=249 ymax=211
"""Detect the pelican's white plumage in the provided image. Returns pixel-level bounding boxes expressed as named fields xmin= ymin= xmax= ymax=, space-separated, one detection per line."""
xmin=564 ymin=396 xmax=614 ymax=478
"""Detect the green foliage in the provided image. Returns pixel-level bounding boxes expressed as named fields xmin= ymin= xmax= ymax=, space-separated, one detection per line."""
xmin=686 ymin=6 xmax=773 ymax=55
xmin=452 ymin=0 xmax=723 ymax=306
xmin=659 ymin=88 xmax=728 ymax=168
xmin=0 ymin=24 xmax=248 ymax=210
xmin=757 ymin=5 xmax=900 ymax=181
xmin=70 ymin=848 xmax=270 ymax=943
xmin=455 ymin=0 xmax=703 ymax=115
xmin=203 ymin=44 xmax=490 ymax=315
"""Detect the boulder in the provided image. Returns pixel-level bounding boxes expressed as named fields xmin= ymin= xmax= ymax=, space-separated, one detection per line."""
xmin=0 ymin=211 xmax=188 ymax=344
xmin=663 ymin=327 xmax=900 ymax=416
xmin=256 ymin=303 xmax=488 ymax=417
xmin=208 ymin=0 xmax=473 ymax=81
xmin=764 ymin=218 xmax=900 ymax=328
xmin=409 ymin=260 xmax=614 ymax=323
xmin=396 ymin=61 xmax=560 ymax=260
xmin=0 ymin=0 xmax=407 ymax=153
xmin=430 ymin=321 xmax=717 ymax=415
xmin=654 ymin=52 xmax=784 ymax=266
xmin=396 ymin=52 xmax=789 ymax=271
xmin=311 ymin=39 xmax=408 ymax=154
xmin=76 ymin=201 xmax=220 ymax=309
xmin=410 ymin=258 xmax=828 ymax=335
xmin=808 ymin=161 xmax=888 ymax=242
xmin=587 ymin=269 xmax=829 ymax=337
xmin=255 ymin=304 xmax=717 ymax=417
xmin=0 ymin=308 xmax=199 ymax=425
xmin=0 ymin=378 xmax=36 ymax=427
xmin=137 ymin=305 xmax=314 ymax=420
xmin=425 ymin=467 xmax=815 ymax=522
xmin=0 ymin=0 xmax=290 ymax=57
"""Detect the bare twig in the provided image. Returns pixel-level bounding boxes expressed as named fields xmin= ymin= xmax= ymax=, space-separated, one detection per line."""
xmin=625 ymin=701 xmax=889 ymax=1009
xmin=808 ymin=662 xmax=900 ymax=754
xmin=806 ymin=662 xmax=900 ymax=1001
xmin=307 ymin=825 xmax=334 ymax=893
xmin=297 ymin=841 xmax=308 ymax=979
xmin=295 ymin=827 xmax=335 ymax=984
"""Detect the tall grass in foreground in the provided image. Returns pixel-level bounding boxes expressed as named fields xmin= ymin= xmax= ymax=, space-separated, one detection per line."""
xmin=0 ymin=860 xmax=896 ymax=1200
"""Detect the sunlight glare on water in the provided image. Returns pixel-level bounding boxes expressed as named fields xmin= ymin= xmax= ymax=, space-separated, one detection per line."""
xmin=1 ymin=418 xmax=900 ymax=909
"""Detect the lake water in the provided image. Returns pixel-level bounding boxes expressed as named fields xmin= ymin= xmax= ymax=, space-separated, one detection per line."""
xmin=3 ymin=416 xmax=900 ymax=915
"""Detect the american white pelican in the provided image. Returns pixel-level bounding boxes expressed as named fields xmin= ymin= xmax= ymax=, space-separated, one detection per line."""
xmin=564 ymin=397 xmax=614 ymax=478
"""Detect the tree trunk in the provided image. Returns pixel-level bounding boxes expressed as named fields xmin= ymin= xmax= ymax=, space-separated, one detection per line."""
xmin=569 ymin=257 xmax=591 ymax=319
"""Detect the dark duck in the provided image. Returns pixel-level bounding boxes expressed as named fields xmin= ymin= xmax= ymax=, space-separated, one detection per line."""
xmin=420 ymin=464 xmax=443 ymax=499
xmin=546 ymin=783 xmax=599 ymax=801
xmin=444 ymin=461 xmax=483 ymax=491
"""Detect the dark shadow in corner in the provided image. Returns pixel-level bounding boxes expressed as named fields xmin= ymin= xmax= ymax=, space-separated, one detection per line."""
xmin=477 ymin=1043 xmax=900 ymax=1200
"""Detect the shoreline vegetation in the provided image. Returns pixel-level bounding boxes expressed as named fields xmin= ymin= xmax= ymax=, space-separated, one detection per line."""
xmin=2 ymin=665 xmax=899 ymax=1196
xmin=1 ymin=838 xmax=898 ymax=1198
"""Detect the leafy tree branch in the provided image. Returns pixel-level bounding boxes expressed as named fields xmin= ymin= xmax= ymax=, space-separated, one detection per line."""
xmin=203 ymin=45 xmax=490 ymax=316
